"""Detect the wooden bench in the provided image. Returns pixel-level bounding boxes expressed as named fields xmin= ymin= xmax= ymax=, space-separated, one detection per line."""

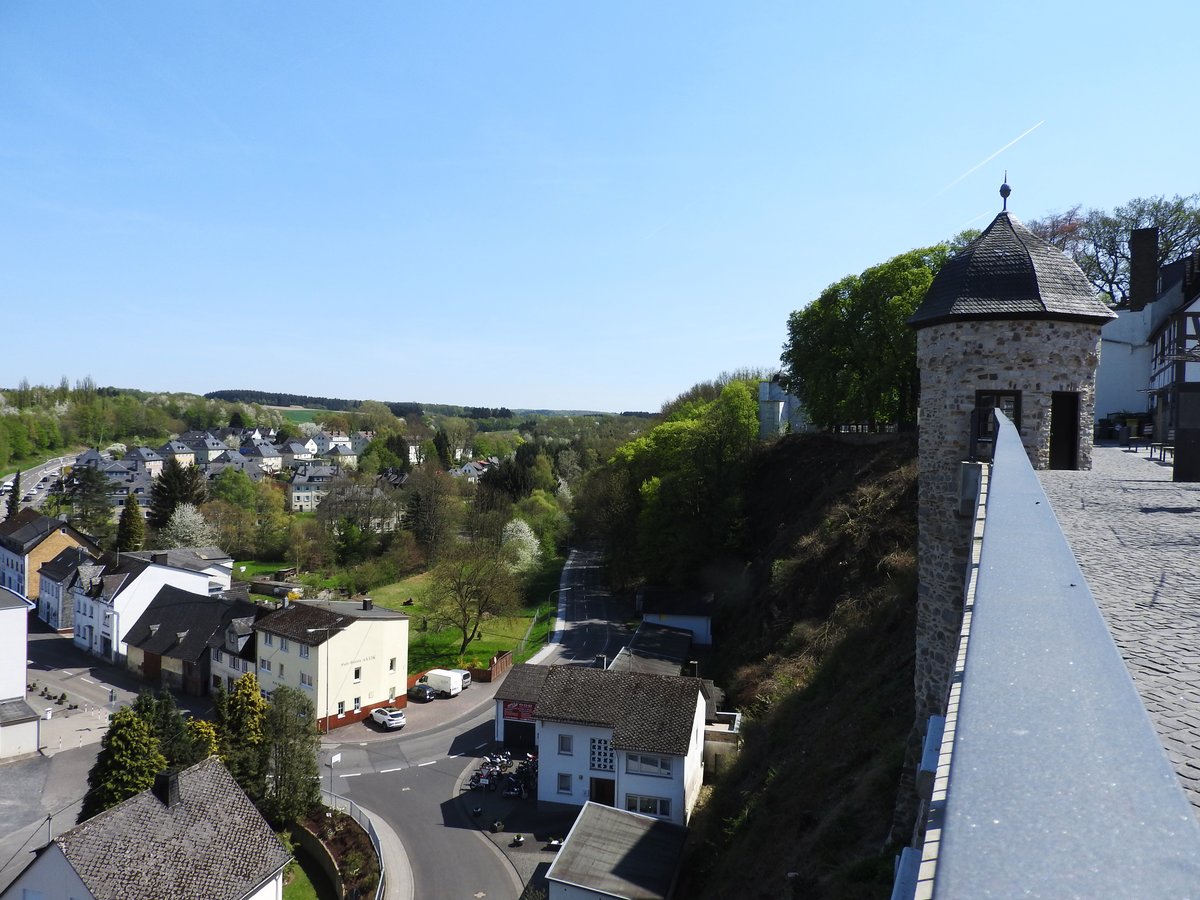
xmin=1152 ymin=429 xmax=1176 ymax=462
xmin=1129 ymin=423 xmax=1153 ymax=452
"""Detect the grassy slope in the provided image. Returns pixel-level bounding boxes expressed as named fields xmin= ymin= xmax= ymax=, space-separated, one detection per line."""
xmin=678 ymin=433 xmax=918 ymax=899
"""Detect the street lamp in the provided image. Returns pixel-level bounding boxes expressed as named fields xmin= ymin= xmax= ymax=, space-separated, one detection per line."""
xmin=306 ymin=617 xmax=344 ymax=735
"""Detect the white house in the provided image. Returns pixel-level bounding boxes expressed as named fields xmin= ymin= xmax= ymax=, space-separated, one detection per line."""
xmin=125 ymin=547 xmax=234 ymax=595
xmin=72 ymin=553 xmax=216 ymax=663
xmin=528 ymin=666 xmax=706 ymax=827
xmin=636 ymin=586 xmax=714 ymax=647
xmin=0 ymin=758 xmax=290 ymax=900
xmin=253 ymin=597 xmax=409 ymax=731
xmin=0 ymin=587 xmax=39 ymax=760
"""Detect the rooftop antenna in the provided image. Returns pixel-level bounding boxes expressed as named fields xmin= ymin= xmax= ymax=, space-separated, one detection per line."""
xmin=1000 ymin=172 xmax=1011 ymax=211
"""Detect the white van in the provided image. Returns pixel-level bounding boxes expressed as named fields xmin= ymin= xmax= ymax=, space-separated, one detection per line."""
xmin=418 ymin=668 xmax=464 ymax=698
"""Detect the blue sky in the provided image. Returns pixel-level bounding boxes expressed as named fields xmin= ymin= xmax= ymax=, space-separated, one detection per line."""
xmin=3 ymin=2 xmax=1196 ymax=413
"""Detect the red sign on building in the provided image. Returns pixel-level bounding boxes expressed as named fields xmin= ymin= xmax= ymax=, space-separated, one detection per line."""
xmin=503 ymin=700 xmax=534 ymax=721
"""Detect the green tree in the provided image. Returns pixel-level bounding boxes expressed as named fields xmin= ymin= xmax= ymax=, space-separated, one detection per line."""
xmin=262 ymin=686 xmax=321 ymax=823
xmin=1028 ymin=194 xmax=1200 ymax=306
xmin=187 ymin=717 xmax=220 ymax=758
xmin=213 ymin=673 xmax=268 ymax=804
xmin=429 ymin=544 xmax=520 ymax=656
xmin=576 ymin=380 xmax=759 ymax=587
xmin=116 ymin=494 xmax=146 ymax=552
xmin=79 ymin=707 xmax=168 ymax=821
xmin=68 ymin=466 xmax=116 ymax=546
xmin=209 ymin=468 xmax=257 ymax=508
xmin=406 ymin=467 xmax=460 ymax=559
xmin=433 ymin=428 xmax=452 ymax=469
xmin=148 ymin=456 xmax=208 ymax=529
xmin=781 ymin=245 xmax=949 ymax=430
xmin=131 ymin=690 xmax=207 ymax=768
xmin=5 ymin=470 xmax=19 ymax=520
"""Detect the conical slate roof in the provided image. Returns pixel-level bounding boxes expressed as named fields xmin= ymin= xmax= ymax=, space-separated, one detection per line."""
xmin=909 ymin=211 xmax=1117 ymax=329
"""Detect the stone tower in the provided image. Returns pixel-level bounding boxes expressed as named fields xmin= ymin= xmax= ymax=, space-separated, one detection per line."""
xmin=902 ymin=184 xmax=1117 ymax=823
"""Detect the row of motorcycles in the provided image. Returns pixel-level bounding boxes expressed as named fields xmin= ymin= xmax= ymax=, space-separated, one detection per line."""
xmin=468 ymin=750 xmax=538 ymax=798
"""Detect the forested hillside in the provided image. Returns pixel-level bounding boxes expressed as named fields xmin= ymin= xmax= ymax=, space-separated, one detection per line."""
xmin=579 ymin=412 xmax=917 ymax=899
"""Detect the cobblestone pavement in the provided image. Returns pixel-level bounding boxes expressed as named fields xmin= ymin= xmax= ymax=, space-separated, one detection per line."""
xmin=1039 ymin=445 xmax=1200 ymax=811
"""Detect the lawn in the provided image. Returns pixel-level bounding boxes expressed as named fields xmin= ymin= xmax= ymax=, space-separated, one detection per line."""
xmin=233 ymin=560 xmax=286 ymax=581
xmin=282 ymin=860 xmax=324 ymax=900
xmin=276 ymin=408 xmax=323 ymax=424
xmin=369 ymin=571 xmax=434 ymax=611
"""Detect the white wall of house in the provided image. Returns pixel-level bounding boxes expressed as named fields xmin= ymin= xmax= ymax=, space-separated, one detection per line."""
xmin=537 ymin=721 xmax=618 ymax=810
xmin=256 ymin=616 xmax=409 ymax=728
xmin=536 ymin=689 xmax=704 ymax=827
xmin=0 ymin=597 xmax=28 ymax=701
xmin=39 ymin=574 xmax=67 ymax=631
xmin=72 ymin=567 xmax=210 ymax=663
xmin=642 ymin=612 xmax=712 ymax=646
xmin=210 ymin=650 xmax=254 ymax=693
xmin=242 ymin=872 xmax=284 ymax=900
xmin=0 ymin=842 xmax=94 ymax=900
xmin=1097 ymin=307 xmax=1155 ymax=419
xmin=548 ymin=882 xmax=609 ymax=900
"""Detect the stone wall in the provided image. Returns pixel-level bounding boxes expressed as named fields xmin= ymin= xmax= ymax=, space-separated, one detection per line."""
xmin=896 ymin=317 xmax=1104 ymax=838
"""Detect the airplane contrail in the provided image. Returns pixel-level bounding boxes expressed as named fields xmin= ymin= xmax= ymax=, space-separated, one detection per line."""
xmin=940 ymin=120 xmax=1046 ymax=194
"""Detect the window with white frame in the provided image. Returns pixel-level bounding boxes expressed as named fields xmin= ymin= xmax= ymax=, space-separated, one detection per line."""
xmin=263 ymin=632 xmax=274 ymax=646
xmin=278 ymin=663 xmax=285 ymax=678
xmin=353 ymin=697 xmax=361 ymax=712
xmin=300 ymin=672 xmax=313 ymax=688
xmin=353 ymin=666 xmax=362 ymax=683
xmin=558 ymin=734 xmax=573 ymax=755
xmin=280 ymin=638 xmax=289 ymax=652
xmin=626 ymin=752 xmax=671 ymax=777
xmin=337 ymin=701 xmax=345 ymax=717
xmin=626 ymin=794 xmax=671 ymax=818
xmin=557 ymin=773 xmax=572 ymax=794
xmin=299 ymin=644 xmax=310 ymax=658
xmin=259 ymin=659 xmax=271 ymax=673
xmin=212 ymin=648 xmax=223 ymax=663
xmin=389 ymin=657 xmax=396 ymax=672
xmin=590 ymin=737 xmax=615 ymax=771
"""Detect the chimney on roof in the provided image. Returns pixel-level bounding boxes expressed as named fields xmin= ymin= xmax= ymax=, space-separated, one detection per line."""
xmin=152 ymin=770 xmax=181 ymax=808
xmin=362 ymin=597 xmax=373 ymax=611
xmin=152 ymin=552 xmax=168 ymax=565
xmin=1129 ymin=227 xmax=1159 ymax=311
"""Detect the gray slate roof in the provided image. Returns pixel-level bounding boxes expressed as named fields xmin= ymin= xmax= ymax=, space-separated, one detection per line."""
xmin=39 ymin=545 xmax=101 ymax=584
xmin=125 ymin=547 xmax=231 ymax=574
xmin=0 ymin=509 xmax=95 ymax=556
xmin=125 ymin=586 xmax=262 ymax=662
xmin=254 ymin=599 xmax=407 ymax=645
xmin=546 ymin=802 xmax=687 ymax=900
xmin=536 ymin=666 xmax=703 ymax=756
xmin=495 ymin=663 xmax=552 ymax=703
xmin=607 ymin=622 xmax=693 ymax=677
xmin=54 ymin=757 xmax=290 ymax=900
xmin=909 ymin=211 xmax=1117 ymax=329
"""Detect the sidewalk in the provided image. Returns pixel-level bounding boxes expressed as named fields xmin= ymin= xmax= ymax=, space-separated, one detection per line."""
xmin=451 ymin=759 xmax=579 ymax=895
xmin=1040 ymin=443 xmax=1200 ymax=813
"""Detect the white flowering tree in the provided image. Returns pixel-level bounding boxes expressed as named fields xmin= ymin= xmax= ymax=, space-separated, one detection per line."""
xmin=159 ymin=502 xmax=218 ymax=549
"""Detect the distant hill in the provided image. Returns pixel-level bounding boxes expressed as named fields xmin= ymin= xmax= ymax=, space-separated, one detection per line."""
xmin=204 ymin=389 xmax=642 ymax=419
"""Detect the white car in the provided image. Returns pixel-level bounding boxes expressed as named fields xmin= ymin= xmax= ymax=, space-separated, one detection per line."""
xmin=370 ymin=707 xmax=406 ymax=730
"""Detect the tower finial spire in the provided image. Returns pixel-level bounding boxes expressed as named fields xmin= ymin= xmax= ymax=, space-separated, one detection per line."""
xmin=1000 ymin=172 xmax=1011 ymax=211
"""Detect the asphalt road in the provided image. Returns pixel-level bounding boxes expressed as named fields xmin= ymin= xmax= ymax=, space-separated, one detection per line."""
xmin=3 ymin=453 xmax=75 ymax=513
xmin=330 ymin=547 xmax=634 ymax=899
